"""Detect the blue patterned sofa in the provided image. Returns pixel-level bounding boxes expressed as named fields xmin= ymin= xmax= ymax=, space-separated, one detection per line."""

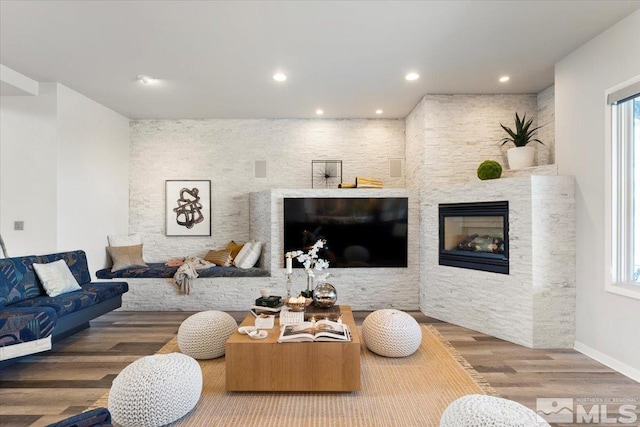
xmin=0 ymin=250 xmax=128 ymax=367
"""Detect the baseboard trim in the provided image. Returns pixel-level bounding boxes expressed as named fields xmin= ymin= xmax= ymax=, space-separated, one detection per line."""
xmin=574 ymin=341 xmax=640 ymax=383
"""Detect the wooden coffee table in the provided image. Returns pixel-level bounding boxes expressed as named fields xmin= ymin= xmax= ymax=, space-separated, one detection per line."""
xmin=225 ymin=305 xmax=361 ymax=392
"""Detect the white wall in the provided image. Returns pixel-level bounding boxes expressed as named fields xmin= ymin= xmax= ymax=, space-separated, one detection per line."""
xmin=57 ymin=84 xmax=130 ymax=274
xmin=129 ymin=119 xmax=405 ymax=261
xmin=0 ymin=83 xmax=58 ymax=256
xmin=0 ymin=83 xmax=129 ymax=276
xmin=556 ymin=10 xmax=640 ymax=379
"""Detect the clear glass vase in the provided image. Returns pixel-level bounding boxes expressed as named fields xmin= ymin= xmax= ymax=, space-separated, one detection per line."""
xmin=302 ymin=274 xmax=314 ymax=298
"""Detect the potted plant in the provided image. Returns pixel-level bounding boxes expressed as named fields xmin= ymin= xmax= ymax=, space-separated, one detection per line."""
xmin=499 ymin=113 xmax=543 ymax=170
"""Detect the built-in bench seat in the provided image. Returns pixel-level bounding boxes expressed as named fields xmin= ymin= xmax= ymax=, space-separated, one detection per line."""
xmin=95 ymin=264 xmax=273 ymax=311
xmin=96 ymin=263 xmax=269 ymax=279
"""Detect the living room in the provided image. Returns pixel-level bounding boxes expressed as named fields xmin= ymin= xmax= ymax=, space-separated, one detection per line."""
xmin=1 ymin=1 xmax=639 ymax=426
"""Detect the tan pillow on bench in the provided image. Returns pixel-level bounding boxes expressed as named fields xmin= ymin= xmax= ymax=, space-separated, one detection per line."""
xmin=204 ymin=249 xmax=233 ymax=266
xmin=107 ymin=244 xmax=148 ymax=272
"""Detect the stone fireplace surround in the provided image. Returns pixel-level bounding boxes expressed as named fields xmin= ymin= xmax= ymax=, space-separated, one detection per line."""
xmin=423 ymin=175 xmax=575 ymax=348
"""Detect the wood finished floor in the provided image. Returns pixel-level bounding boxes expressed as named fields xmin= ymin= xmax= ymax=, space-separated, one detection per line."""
xmin=1 ymin=311 xmax=639 ymax=427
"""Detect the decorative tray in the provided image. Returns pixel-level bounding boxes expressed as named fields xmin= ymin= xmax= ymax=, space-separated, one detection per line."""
xmin=283 ymin=297 xmax=312 ymax=312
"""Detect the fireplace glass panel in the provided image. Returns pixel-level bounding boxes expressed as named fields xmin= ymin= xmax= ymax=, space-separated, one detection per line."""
xmin=439 ymin=201 xmax=509 ymax=274
xmin=443 ymin=216 xmax=505 ymax=254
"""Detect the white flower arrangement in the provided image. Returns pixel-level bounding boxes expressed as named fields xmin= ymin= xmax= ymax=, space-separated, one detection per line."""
xmin=286 ymin=239 xmax=330 ymax=281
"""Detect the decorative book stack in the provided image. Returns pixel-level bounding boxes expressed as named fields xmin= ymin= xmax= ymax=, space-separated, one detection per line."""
xmin=339 ymin=176 xmax=383 ymax=189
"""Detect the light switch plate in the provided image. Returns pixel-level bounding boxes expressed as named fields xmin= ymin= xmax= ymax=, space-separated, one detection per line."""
xmin=14 ymin=221 xmax=24 ymax=231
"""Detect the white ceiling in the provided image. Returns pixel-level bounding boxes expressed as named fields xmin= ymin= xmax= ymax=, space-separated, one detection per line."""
xmin=1 ymin=1 xmax=639 ymax=119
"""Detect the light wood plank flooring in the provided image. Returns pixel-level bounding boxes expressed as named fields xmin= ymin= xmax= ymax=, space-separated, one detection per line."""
xmin=0 ymin=311 xmax=638 ymax=427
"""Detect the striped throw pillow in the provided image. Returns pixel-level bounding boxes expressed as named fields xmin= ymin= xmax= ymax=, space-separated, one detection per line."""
xmin=204 ymin=249 xmax=232 ymax=266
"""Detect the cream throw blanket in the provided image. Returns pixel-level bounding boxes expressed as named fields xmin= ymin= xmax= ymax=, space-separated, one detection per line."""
xmin=173 ymin=256 xmax=214 ymax=295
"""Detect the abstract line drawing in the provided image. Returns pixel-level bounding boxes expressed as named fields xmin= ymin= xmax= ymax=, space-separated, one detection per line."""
xmin=166 ymin=180 xmax=211 ymax=236
xmin=173 ymin=187 xmax=204 ymax=229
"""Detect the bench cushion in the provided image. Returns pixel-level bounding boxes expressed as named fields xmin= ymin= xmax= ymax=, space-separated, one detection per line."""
xmin=0 ymin=306 xmax=57 ymax=347
xmin=96 ymin=263 xmax=269 ymax=279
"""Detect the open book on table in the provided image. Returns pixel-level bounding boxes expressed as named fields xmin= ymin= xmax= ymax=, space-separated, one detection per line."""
xmin=277 ymin=319 xmax=351 ymax=343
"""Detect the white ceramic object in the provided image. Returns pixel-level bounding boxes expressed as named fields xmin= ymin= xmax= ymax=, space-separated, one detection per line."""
xmin=260 ymin=287 xmax=271 ymax=298
xmin=507 ymin=146 xmax=535 ymax=170
xmin=248 ymin=330 xmax=268 ymax=340
xmin=238 ymin=326 xmax=256 ymax=335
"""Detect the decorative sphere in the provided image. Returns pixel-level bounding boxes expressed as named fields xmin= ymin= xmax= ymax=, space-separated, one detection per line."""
xmin=312 ymin=283 xmax=337 ymax=308
xmin=477 ymin=160 xmax=503 ymax=180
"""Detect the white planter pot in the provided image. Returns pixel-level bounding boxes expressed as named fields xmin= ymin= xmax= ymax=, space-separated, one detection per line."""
xmin=507 ymin=146 xmax=535 ymax=170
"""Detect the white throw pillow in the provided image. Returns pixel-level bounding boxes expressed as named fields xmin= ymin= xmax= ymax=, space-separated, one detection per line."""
xmin=234 ymin=241 xmax=262 ymax=269
xmin=108 ymin=234 xmax=147 ymax=262
xmin=33 ymin=259 xmax=82 ymax=297
xmin=108 ymin=234 xmax=142 ymax=247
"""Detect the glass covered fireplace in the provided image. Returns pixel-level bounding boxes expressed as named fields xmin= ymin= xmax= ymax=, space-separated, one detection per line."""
xmin=439 ymin=201 xmax=509 ymax=274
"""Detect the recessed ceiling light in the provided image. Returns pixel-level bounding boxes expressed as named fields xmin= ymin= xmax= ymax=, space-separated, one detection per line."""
xmin=316 ymin=109 xmax=324 ymax=115
xmin=499 ymin=75 xmax=510 ymax=83
xmin=273 ymin=73 xmax=287 ymax=82
xmin=376 ymin=109 xmax=383 ymax=115
xmin=405 ymin=72 xmax=420 ymax=81
xmin=137 ymin=74 xmax=155 ymax=84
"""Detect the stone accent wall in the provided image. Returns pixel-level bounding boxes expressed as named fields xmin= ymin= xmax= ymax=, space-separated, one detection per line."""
xmin=129 ymin=119 xmax=405 ymax=262
xmin=536 ymin=85 xmax=555 ymax=166
xmin=423 ymin=176 xmax=575 ymax=348
xmin=419 ymin=94 xmax=538 ymax=189
xmin=404 ymin=97 xmax=428 ymax=190
xmin=251 ymin=189 xmax=420 ymax=311
xmin=119 ymin=277 xmax=273 ymax=311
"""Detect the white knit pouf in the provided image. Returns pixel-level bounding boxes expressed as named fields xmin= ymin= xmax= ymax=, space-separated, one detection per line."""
xmin=108 ymin=353 xmax=202 ymax=427
xmin=362 ymin=309 xmax=422 ymax=357
xmin=440 ymin=394 xmax=550 ymax=427
xmin=177 ymin=310 xmax=237 ymax=359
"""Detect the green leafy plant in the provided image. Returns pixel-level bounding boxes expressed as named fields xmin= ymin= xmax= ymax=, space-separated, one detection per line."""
xmin=500 ymin=113 xmax=544 ymax=147
xmin=477 ymin=160 xmax=502 ymax=180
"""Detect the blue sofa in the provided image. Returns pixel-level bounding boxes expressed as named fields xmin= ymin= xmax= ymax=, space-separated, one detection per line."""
xmin=0 ymin=250 xmax=128 ymax=367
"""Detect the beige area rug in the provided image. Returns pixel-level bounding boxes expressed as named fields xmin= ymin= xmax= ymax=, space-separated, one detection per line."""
xmin=93 ymin=325 xmax=496 ymax=426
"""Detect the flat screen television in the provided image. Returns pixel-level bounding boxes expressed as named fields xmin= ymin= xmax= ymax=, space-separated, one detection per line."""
xmin=284 ymin=197 xmax=408 ymax=268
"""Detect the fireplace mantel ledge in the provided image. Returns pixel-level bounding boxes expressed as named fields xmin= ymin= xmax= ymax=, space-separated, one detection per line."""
xmin=501 ymin=163 xmax=558 ymax=178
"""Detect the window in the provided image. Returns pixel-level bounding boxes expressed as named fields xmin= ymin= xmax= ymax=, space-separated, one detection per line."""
xmin=608 ymin=79 xmax=640 ymax=296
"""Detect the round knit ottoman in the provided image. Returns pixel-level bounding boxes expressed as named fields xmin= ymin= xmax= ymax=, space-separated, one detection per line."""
xmin=440 ymin=394 xmax=549 ymax=427
xmin=362 ymin=309 xmax=422 ymax=357
xmin=178 ymin=310 xmax=237 ymax=359
xmin=108 ymin=353 xmax=202 ymax=427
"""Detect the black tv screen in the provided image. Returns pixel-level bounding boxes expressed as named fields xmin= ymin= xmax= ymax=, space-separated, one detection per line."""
xmin=284 ymin=197 xmax=408 ymax=268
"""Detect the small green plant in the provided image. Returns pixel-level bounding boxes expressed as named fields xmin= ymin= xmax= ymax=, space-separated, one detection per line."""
xmin=500 ymin=113 xmax=544 ymax=147
xmin=477 ymin=160 xmax=502 ymax=180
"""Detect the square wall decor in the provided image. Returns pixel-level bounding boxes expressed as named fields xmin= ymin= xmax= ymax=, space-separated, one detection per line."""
xmin=165 ymin=180 xmax=211 ymax=236
xmin=312 ymin=160 xmax=342 ymax=188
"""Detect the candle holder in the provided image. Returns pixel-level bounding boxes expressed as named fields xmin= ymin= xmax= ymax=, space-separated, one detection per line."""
xmin=285 ymin=273 xmax=292 ymax=298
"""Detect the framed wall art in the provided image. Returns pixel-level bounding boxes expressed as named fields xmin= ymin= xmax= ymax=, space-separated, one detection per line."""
xmin=165 ymin=180 xmax=211 ymax=236
xmin=312 ymin=160 xmax=342 ymax=188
